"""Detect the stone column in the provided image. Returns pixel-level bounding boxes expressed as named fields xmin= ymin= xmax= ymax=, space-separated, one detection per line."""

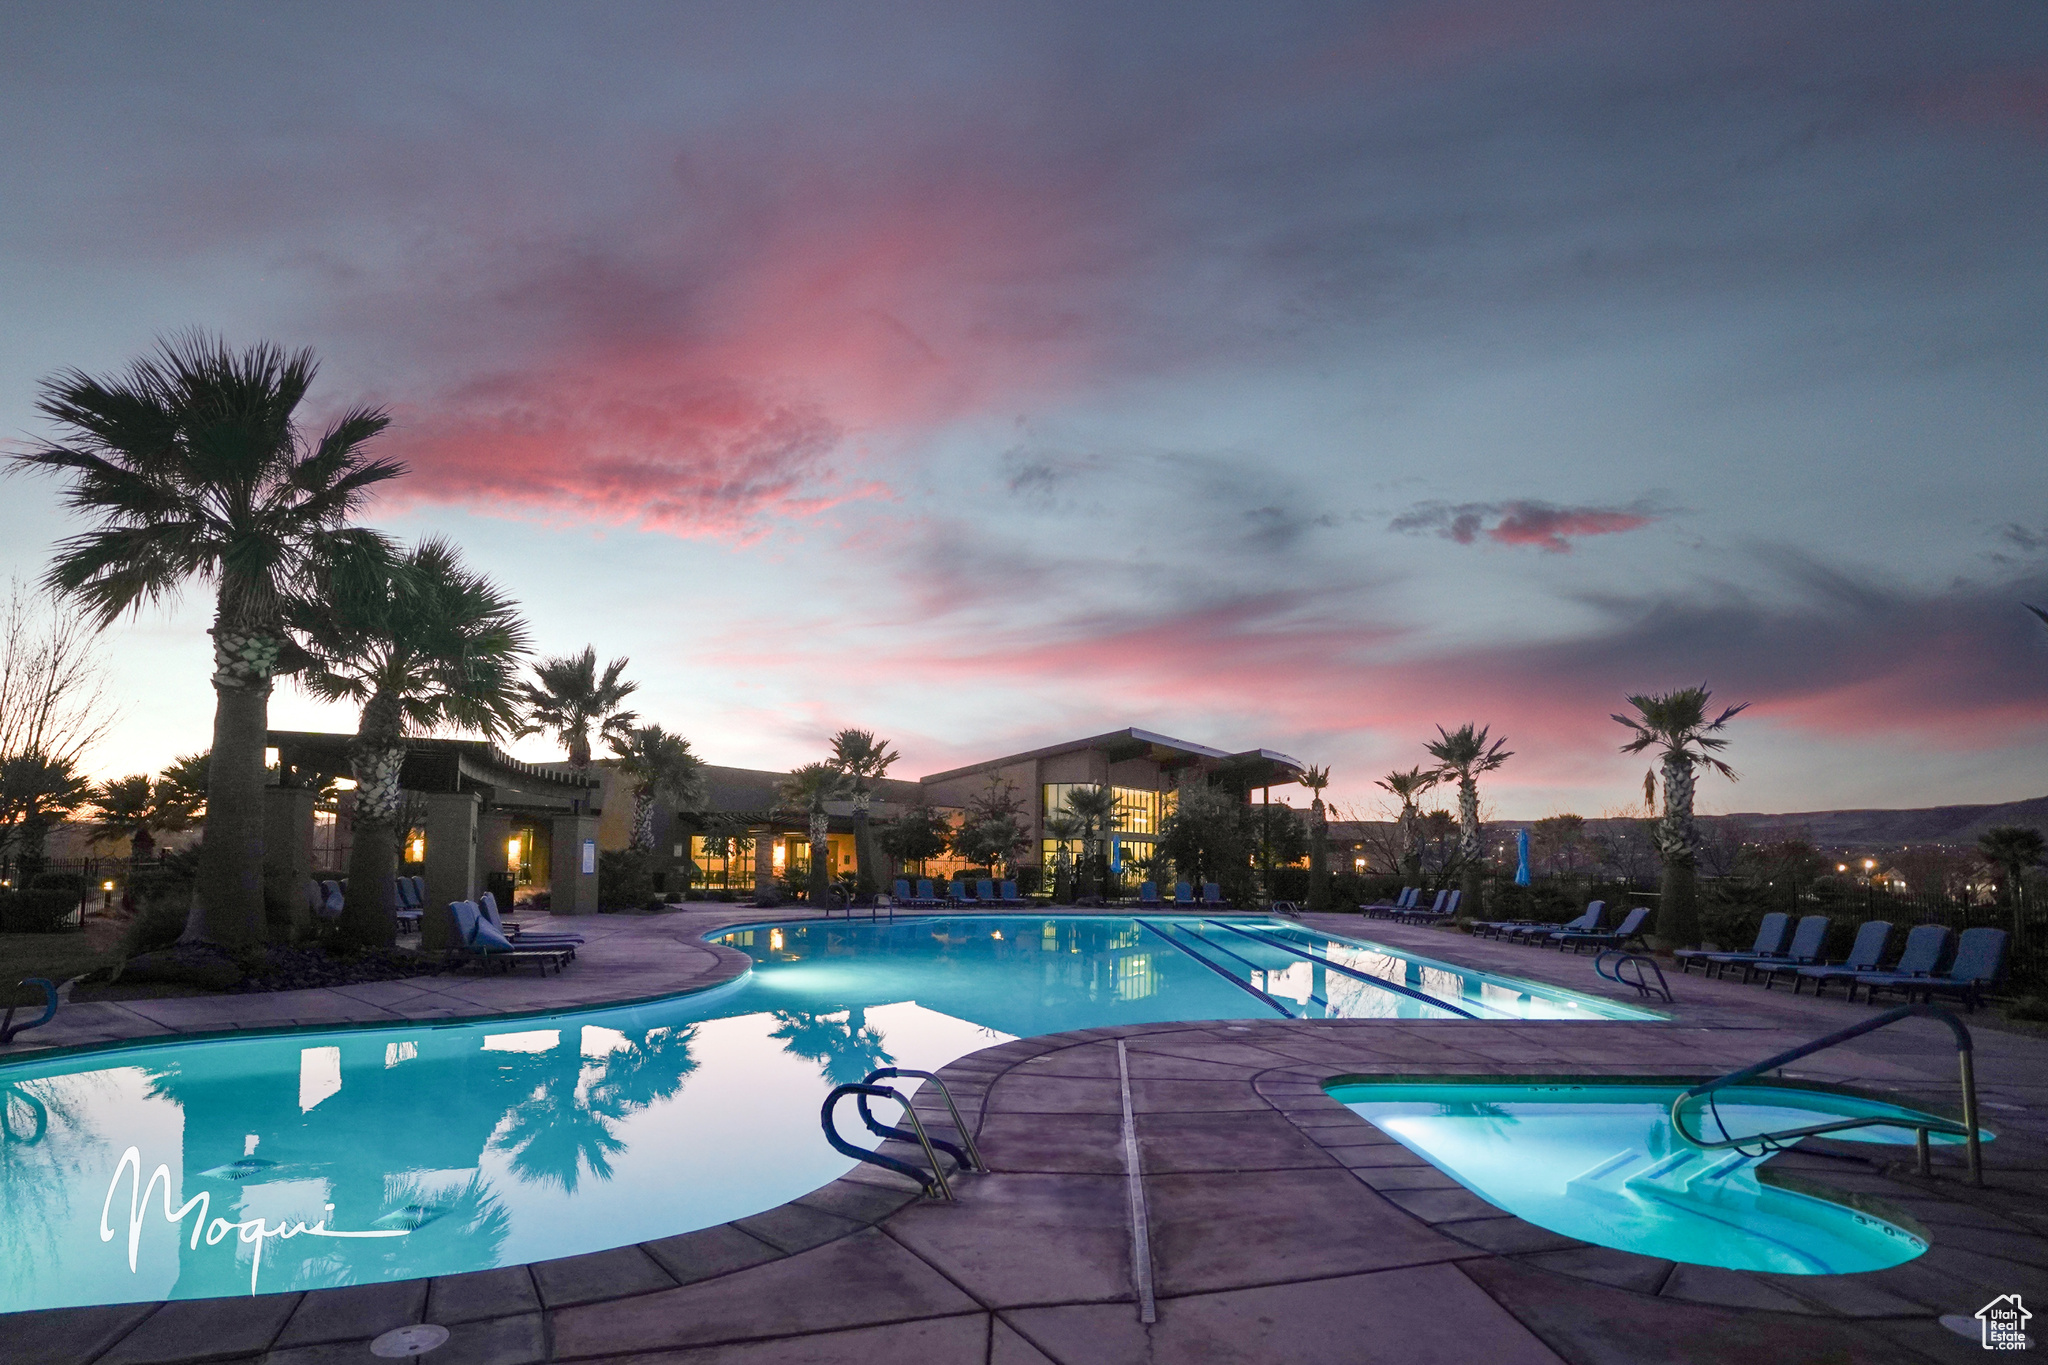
xmin=753 ymin=825 xmax=776 ymax=904
xmin=420 ymin=791 xmax=480 ymax=949
xmin=550 ymin=813 xmax=601 ymax=915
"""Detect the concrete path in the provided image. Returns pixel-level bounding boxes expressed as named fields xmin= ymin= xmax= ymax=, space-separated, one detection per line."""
xmin=7 ymin=908 xmax=2047 ymax=1363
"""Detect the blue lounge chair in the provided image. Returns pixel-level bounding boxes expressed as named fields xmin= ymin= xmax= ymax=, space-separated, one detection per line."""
xmin=976 ymin=878 xmax=997 ymax=904
xmin=1173 ymin=882 xmax=1195 ymax=905
xmin=1503 ymin=901 xmax=1601 ymax=943
xmin=894 ymin=878 xmax=913 ymax=904
xmin=1879 ymin=927 xmax=2007 ymax=1011
xmin=1843 ymin=924 xmax=1975 ymax=1006
xmin=1397 ymin=889 xmax=1460 ymax=921
xmin=1000 ymin=879 xmax=1021 ymax=904
xmin=1202 ymin=882 xmax=1225 ymax=908
xmin=949 ymin=878 xmax=975 ymax=904
xmin=480 ymin=892 xmax=582 ymax=947
xmin=1137 ymin=880 xmax=1160 ymax=905
xmin=446 ymin=901 xmax=573 ymax=974
xmin=1725 ymin=914 xmax=1832 ymax=983
xmin=1364 ymin=887 xmax=1419 ymax=918
xmin=1676 ymin=912 xmax=1788 ymax=976
xmin=1397 ymin=889 xmax=1450 ymax=923
xmin=1780 ymin=921 xmax=1892 ymax=995
xmin=1552 ymin=905 xmax=1650 ymax=953
xmin=914 ymin=878 xmax=936 ymax=906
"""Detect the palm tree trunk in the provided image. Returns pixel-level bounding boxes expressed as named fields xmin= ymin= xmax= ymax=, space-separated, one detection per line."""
xmin=1456 ymin=774 xmax=1483 ymax=921
xmin=851 ymin=791 xmax=877 ymax=900
xmin=631 ymin=788 xmax=656 ymax=852
xmin=184 ymin=622 xmax=280 ymax=948
xmin=339 ymin=693 xmax=406 ymax=948
xmin=1399 ymin=801 xmax=1421 ymax=882
xmin=1653 ymin=756 xmax=1701 ymax=947
xmin=809 ymin=810 xmax=831 ymax=904
xmin=1308 ymin=797 xmax=1330 ymax=911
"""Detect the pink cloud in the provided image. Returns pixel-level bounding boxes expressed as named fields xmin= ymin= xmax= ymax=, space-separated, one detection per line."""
xmin=1391 ymin=499 xmax=1661 ymax=552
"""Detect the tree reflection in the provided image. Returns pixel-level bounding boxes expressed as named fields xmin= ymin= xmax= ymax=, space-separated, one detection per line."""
xmin=488 ymin=1025 xmax=701 ymax=1193
xmin=767 ymin=1008 xmax=894 ymax=1087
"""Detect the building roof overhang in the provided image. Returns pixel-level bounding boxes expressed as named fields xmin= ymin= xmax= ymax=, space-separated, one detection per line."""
xmin=921 ymin=727 xmax=1305 ymax=786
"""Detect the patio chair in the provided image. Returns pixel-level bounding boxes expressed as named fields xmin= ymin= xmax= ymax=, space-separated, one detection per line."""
xmin=1841 ymin=924 xmax=1968 ymax=1006
xmin=1396 ymin=889 xmax=1449 ymax=922
xmin=916 ymin=879 xmax=937 ymax=906
xmin=894 ymin=879 xmax=913 ymax=904
xmin=445 ymin=900 xmax=573 ymax=974
xmin=1137 ymin=880 xmax=1160 ymax=905
xmin=1174 ymin=882 xmax=1195 ymax=905
xmin=318 ymin=879 xmax=346 ymax=920
xmin=1780 ymin=921 xmax=1892 ymax=995
xmin=1551 ymin=905 xmax=1651 ymax=954
xmin=391 ymin=878 xmax=424 ymax=934
xmin=949 ymin=878 xmax=975 ymax=904
xmin=1675 ymin=912 xmax=1788 ymax=976
xmin=1498 ymin=901 xmax=1601 ymax=943
xmin=480 ymin=892 xmax=582 ymax=948
xmin=1879 ymin=927 xmax=2008 ymax=1012
xmin=1399 ymin=889 xmax=1461 ymax=921
xmin=1000 ymin=880 xmax=1021 ymax=904
xmin=307 ymin=879 xmax=343 ymax=922
xmin=1202 ymin=882 xmax=1226 ymax=908
xmin=1363 ymin=887 xmax=1419 ymax=918
xmin=1725 ymin=914 xmax=1833 ymax=983
xmin=976 ymin=878 xmax=997 ymax=905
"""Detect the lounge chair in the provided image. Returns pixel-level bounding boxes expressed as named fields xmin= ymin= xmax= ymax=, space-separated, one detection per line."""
xmin=976 ymin=878 xmax=997 ymax=905
xmin=1136 ymin=880 xmax=1160 ymax=906
xmin=1841 ymin=924 xmax=1970 ymax=1006
xmin=1364 ymin=887 xmax=1420 ymax=918
xmin=1721 ymin=914 xmax=1832 ymax=983
xmin=445 ymin=901 xmax=573 ymax=974
xmin=1552 ymin=905 xmax=1651 ymax=953
xmin=480 ymin=892 xmax=582 ymax=948
xmin=1000 ymin=880 xmax=1021 ymax=904
xmin=1398 ymin=889 xmax=1461 ymax=922
xmin=1779 ymin=921 xmax=1892 ymax=995
xmin=1502 ymin=901 xmax=1602 ymax=943
xmin=1879 ymin=927 xmax=2008 ymax=1011
xmin=1173 ymin=882 xmax=1195 ymax=906
xmin=1675 ymin=912 xmax=1788 ymax=977
xmin=913 ymin=879 xmax=935 ymax=906
xmin=949 ymin=878 xmax=975 ymax=905
xmin=1202 ymin=882 xmax=1226 ymax=908
xmin=894 ymin=878 xmax=913 ymax=904
xmin=1396 ymin=889 xmax=1450 ymax=923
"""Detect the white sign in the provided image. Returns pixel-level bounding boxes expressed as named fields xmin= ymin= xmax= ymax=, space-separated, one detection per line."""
xmin=582 ymin=838 xmax=597 ymax=875
xmin=1979 ymin=1295 xmax=2034 ymax=1351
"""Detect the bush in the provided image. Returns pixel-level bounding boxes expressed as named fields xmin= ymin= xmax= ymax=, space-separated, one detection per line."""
xmin=1014 ymin=865 xmax=1041 ymax=896
xmin=1268 ymin=867 xmax=1310 ymax=901
xmin=0 ymin=889 xmax=80 ymax=933
xmin=121 ymin=894 xmax=190 ymax=957
xmin=598 ymin=848 xmax=656 ymax=910
xmin=28 ymin=870 xmax=87 ymax=894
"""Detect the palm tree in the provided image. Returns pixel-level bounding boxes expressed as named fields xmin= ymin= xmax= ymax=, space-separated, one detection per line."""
xmin=1614 ymin=686 xmax=1748 ymax=949
xmin=518 ymin=646 xmax=638 ymax=775
xmin=1042 ymin=812 xmax=1082 ymax=903
xmin=88 ymin=772 xmax=196 ymax=861
xmin=1978 ymin=826 xmax=2045 ymax=916
xmin=17 ymin=334 xmax=402 ymax=945
xmin=1062 ymin=785 xmax=1120 ymax=900
xmin=1301 ymin=765 xmax=1332 ymax=911
xmin=828 ymin=729 xmax=900 ymax=898
xmin=613 ymin=724 xmax=707 ymax=853
xmin=1424 ymin=726 xmax=1512 ymax=920
xmin=291 ymin=538 xmax=529 ymax=945
xmin=1376 ymin=766 xmax=1440 ymax=883
xmin=778 ymin=762 xmax=851 ymax=903
xmin=0 ymin=752 xmax=92 ymax=877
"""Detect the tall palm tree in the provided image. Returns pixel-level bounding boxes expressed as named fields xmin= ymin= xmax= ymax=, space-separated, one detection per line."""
xmin=1042 ymin=812 xmax=1082 ymax=904
xmin=88 ymin=772 xmax=195 ymax=860
xmin=15 ymin=334 xmax=402 ymax=945
xmin=1424 ymin=725 xmax=1512 ymax=920
xmin=0 ymin=752 xmax=91 ymax=876
xmin=828 ymin=729 xmax=900 ymax=898
xmin=519 ymin=646 xmax=637 ymax=781
xmin=1062 ymin=785 xmax=1120 ymax=900
xmin=778 ymin=762 xmax=851 ymax=903
xmin=613 ymin=724 xmax=707 ymax=853
xmin=1301 ymin=765 xmax=1332 ymax=911
xmin=1614 ymin=686 xmax=1748 ymax=949
xmin=291 ymin=538 xmax=528 ymax=946
xmin=1376 ymin=766 xmax=1441 ymax=882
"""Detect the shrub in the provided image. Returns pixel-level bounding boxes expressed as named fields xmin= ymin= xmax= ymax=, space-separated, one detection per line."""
xmin=28 ymin=870 xmax=87 ymax=894
xmin=2004 ymin=997 xmax=2048 ymax=1023
xmin=0 ymin=889 xmax=80 ymax=933
xmin=121 ymin=894 xmax=190 ymax=957
xmin=1014 ymin=865 xmax=1041 ymax=896
xmin=598 ymin=848 xmax=656 ymax=910
xmin=1268 ymin=867 xmax=1310 ymax=901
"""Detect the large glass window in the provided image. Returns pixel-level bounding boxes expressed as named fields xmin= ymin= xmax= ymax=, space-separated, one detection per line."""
xmin=1040 ymin=784 xmax=1176 ymax=836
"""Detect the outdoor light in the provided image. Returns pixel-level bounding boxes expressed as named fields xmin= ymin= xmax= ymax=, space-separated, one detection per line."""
xmin=102 ymin=880 xmax=115 ymax=892
xmin=507 ymin=837 xmax=521 ymax=869
xmin=1837 ymin=864 xmax=1847 ymax=872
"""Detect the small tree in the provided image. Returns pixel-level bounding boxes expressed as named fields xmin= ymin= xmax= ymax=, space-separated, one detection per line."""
xmin=877 ymin=803 xmax=952 ymax=880
xmin=1978 ymin=826 xmax=2045 ymax=917
xmin=1042 ymin=812 xmax=1082 ymax=902
xmin=828 ymin=729 xmax=900 ymax=898
xmin=778 ymin=763 xmax=850 ymax=903
xmin=1376 ymin=767 xmax=1440 ymax=882
xmin=953 ymin=776 xmax=1031 ymax=884
xmin=1423 ymin=725 xmax=1512 ymax=920
xmin=1614 ymin=686 xmax=1748 ymax=949
xmin=1158 ymin=781 xmax=1252 ymax=901
xmin=613 ymin=725 xmax=707 ymax=853
xmin=0 ymin=751 xmax=91 ymax=877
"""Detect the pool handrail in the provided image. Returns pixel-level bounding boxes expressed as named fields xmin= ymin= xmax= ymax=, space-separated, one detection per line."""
xmin=1593 ymin=950 xmax=1671 ymax=1003
xmin=0 ymin=978 xmax=58 ymax=1045
xmin=861 ymin=1067 xmax=986 ymax=1173
xmin=821 ymin=1081 xmax=959 ymax=1199
xmin=1669 ymin=1002 xmax=1981 ymax=1185
xmin=1206 ymin=920 xmax=1482 ymax=1020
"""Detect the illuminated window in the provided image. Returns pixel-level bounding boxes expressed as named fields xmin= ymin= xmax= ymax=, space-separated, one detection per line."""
xmin=1041 ymin=784 xmax=1175 ymax=836
xmin=506 ymin=837 xmax=522 ymax=871
xmin=405 ymin=830 xmax=426 ymax=863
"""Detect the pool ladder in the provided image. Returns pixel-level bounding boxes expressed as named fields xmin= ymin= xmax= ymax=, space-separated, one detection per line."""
xmin=1594 ymin=951 xmax=1672 ymax=1003
xmin=1670 ymin=1003 xmax=1982 ymax=1186
xmin=821 ymin=1067 xmax=985 ymax=1199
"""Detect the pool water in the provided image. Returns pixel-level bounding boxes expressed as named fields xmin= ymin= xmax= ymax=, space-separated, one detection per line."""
xmin=1330 ymin=1080 xmax=1986 ymax=1274
xmin=0 ymin=916 xmax=1647 ymax=1312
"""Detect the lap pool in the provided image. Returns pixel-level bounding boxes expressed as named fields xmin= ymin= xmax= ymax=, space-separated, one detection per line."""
xmin=0 ymin=915 xmax=1650 ymax=1312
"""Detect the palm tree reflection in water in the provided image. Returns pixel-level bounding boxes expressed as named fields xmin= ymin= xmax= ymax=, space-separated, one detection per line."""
xmin=767 ymin=1009 xmax=896 ymax=1087
xmin=489 ymin=1026 xmax=702 ymax=1194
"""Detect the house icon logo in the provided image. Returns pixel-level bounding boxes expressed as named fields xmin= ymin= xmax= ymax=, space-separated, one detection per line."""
xmin=1978 ymin=1294 xmax=2033 ymax=1350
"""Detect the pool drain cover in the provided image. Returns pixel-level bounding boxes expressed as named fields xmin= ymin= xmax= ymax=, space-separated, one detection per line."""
xmin=370 ymin=1325 xmax=449 ymax=1358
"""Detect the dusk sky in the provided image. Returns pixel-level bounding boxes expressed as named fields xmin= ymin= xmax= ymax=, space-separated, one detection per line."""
xmin=2 ymin=1 xmax=2045 ymax=820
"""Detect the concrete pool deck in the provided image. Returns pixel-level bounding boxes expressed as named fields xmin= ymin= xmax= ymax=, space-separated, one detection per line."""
xmin=6 ymin=907 xmax=2046 ymax=1363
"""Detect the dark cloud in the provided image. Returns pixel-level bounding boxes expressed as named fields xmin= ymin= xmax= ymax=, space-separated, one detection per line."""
xmin=1390 ymin=499 xmax=1665 ymax=552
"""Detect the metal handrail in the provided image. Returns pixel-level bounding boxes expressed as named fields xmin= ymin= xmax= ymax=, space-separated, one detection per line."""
xmin=859 ymin=1068 xmax=986 ymax=1173
xmin=821 ymin=1082 xmax=957 ymax=1199
xmin=1669 ymin=1003 xmax=1982 ymax=1186
xmin=1594 ymin=951 xmax=1671 ymax=1003
xmin=0 ymin=979 xmax=57 ymax=1046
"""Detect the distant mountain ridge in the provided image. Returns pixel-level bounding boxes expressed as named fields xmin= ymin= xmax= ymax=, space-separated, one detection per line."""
xmin=1708 ymin=795 xmax=2048 ymax=847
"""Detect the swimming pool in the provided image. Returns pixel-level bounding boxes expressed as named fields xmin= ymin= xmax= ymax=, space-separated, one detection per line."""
xmin=0 ymin=915 xmax=1650 ymax=1312
xmin=1330 ymin=1079 xmax=1986 ymax=1274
